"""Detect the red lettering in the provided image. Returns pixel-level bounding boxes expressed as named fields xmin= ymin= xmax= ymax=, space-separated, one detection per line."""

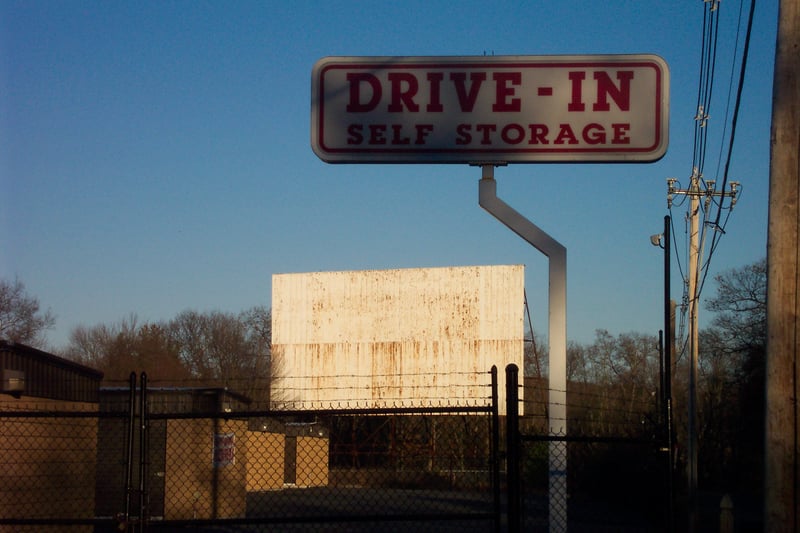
xmin=593 ymin=71 xmax=634 ymax=111
xmin=554 ymin=124 xmax=579 ymax=144
xmin=387 ymin=72 xmax=419 ymax=112
xmin=568 ymin=72 xmax=586 ymax=112
xmin=451 ymin=122 xmax=632 ymax=147
xmin=415 ymin=124 xmax=434 ymax=144
xmin=450 ymin=72 xmax=487 ymax=112
xmin=582 ymin=123 xmax=606 ymax=144
xmin=492 ymin=72 xmax=522 ymax=112
xmin=426 ymin=72 xmax=444 ymax=112
xmin=347 ymin=124 xmax=363 ymax=144
xmin=368 ymin=124 xmax=387 ymax=144
xmin=346 ymin=73 xmax=381 ymax=112
xmin=475 ymin=123 xmax=496 ymax=144
xmin=455 ymin=123 xmax=472 ymax=145
xmin=391 ymin=124 xmax=410 ymax=144
xmin=611 ymin=123 xmax=631 ymax=144
xmin=501 ymin=123 xmax=525 ymax=144
xmin=527 ymin=124 xmax=549 ymax=144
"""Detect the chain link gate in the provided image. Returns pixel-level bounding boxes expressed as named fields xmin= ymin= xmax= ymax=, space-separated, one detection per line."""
xmin=504 ymin=364 xmax=670 ymax=532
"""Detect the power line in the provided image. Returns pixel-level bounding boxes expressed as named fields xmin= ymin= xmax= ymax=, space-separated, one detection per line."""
xmin=701 ymin=0 xmax=757 ymax=295
xmin=665 ymin=3 xmax=756 ymax=528
xmin=670 ymin=0 xmax=754 ymax=348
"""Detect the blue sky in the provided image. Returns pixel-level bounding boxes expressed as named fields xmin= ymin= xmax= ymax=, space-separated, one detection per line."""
xmin=1 ymin=1 xmax=777 ymax=350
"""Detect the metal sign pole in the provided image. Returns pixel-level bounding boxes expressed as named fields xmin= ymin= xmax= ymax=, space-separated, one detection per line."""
xmin=478 ymin=164 xmax=568 ymax=531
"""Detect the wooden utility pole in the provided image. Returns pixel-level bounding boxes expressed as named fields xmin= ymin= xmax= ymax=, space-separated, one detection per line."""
xmin=765 ymin=0 xmax=800 ymax=530
xmin=668 ymin=175 xmax=738 ymax=531
xmin=688 ymin=177 xmax=700 ymax=530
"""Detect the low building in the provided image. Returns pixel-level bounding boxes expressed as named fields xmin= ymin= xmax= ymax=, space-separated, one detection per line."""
xmin=0 ymin=340 xmax=104 ymax=533
xmin=97 ymin=387 xmax=254 ymax=520
xmin=1 ymin=340 xmax=329 ymax=528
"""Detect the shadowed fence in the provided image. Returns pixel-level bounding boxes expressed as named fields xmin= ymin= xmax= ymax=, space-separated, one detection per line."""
xmin=0 ymin=365 xmax=671 ymax=532
xmin=0 ymin=369 xmax=502 ymax=533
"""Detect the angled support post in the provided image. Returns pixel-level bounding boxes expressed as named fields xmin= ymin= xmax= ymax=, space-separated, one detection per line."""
xmin=478 ymin=164 xmax=568 ymax=532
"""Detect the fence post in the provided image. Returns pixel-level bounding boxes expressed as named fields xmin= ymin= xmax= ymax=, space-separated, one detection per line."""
xmin=719 ymin=494 xmax=734 ymax=533
xmin=138 ymin=372 xmax=148 ymax=532
xmin=491 ymin=366 xmax=501 ymax=533
xmin=506 ymin=364 xmax=520 ymax=533
xmin=124 ymin=372 xmax=136 ymax=528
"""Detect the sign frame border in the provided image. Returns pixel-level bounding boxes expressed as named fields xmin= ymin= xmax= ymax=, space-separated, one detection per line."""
xmin=311 ymin=54 xmax=669 ymax=164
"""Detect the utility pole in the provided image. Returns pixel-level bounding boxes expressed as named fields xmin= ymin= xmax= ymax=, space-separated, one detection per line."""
xmin=765 ymin=0 xmax=799 ymax=530
xmin=667 ymin=175 xmax=739 ymax=531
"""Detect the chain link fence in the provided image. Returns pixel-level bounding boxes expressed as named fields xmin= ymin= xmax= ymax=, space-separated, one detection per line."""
xmin=0 ymin=403 xmax=105 ymax=533
xmin=517 ymin=434 xmax=665 ymax=532
xmin=1 ymin=371 xmax=501 ymax=533
xmin=1 ymin=365 xmax=673 ymax=532
xmin=505 ymin=364 xmax=668 ymax=533
xmin=136 ymin=410 xmax=500 ymax=531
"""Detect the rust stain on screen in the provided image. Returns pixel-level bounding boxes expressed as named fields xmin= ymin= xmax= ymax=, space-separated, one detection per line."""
xmin=271 ymin=265 xmax=525 ymax=413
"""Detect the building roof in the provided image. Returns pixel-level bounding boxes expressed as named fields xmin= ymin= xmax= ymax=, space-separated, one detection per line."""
xmin=0 ymin=339 xmax=104 ymax=402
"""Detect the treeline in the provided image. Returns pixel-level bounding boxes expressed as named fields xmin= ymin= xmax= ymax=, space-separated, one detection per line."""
xmin=525 ymin=259 xmax=766 ymax=497
xmin=693 ymin=259 xmax=766 ymax=494
xmin=64 ymin=307 xmax=272 ymax=405
xmin=1 ymin=258 xmax=766 ymax=496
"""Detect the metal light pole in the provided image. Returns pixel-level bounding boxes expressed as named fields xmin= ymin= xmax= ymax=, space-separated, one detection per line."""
xmin=652 ymin=214 xmax=674 ymax=530
xmin=664 ymin=214 xmax=674 ymax=532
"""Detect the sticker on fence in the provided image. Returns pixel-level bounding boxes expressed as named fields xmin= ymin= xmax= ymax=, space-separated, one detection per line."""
xmin=213 ymin=433 xmax=235 ymax=467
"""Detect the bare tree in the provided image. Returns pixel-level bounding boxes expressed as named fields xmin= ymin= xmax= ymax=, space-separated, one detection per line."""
xmin=239 ymin=306 xmax=272 ymax=406
xmin=0 ymin=277 xmax=55 ymax=348
xmin=571 ymin=330 xmax=660 ymax=437
xmin=696 ymin=258 xmax=767 ymax=492
xmin=167 ymin=307 xmax=271 ymax=405
xmin=706 ymin=258 xmax=767 ymax=355
xmin=66 ymin=314 xmax=139 ymax=372
xmin=664 ymin=259 xmax=768 ymax=493
xmin=168 ymin=310 xmax=215 ymax=378
xmin=240 ymin=305 xmax=271 ymax=364
xmin=65 ymin=315 xmax=192 ymax=384
xmin=67 ymin=322 xmax=118 ymax=368
xmin=64 ymin=306 xmax=273 ymax=404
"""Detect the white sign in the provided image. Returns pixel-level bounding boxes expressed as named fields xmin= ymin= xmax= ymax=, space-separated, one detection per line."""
xmin=311 ymin=55 xmax=669 ymax=163
xmin=213 ymin=433 xmax=235 ymax=467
